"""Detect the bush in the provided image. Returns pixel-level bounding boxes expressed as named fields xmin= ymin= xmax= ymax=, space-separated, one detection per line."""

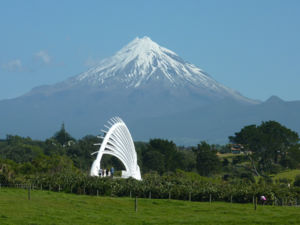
xmin=269 ymin=164 xmax=283 ymax=174
xmin=277 ymin=178 xmax=292 ymax=184
xmin=0 ymin=174 xmax=9 ymax=185
xmin=258 ymin=176 xmax=273 ymax=185
xmin=294 ymin=175 xmax=300 ymax=187
xmin=240 ymin=172 xmax=255 ymax=183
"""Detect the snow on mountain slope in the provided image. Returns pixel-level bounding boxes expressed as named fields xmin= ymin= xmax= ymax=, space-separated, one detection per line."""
xmin=65 ymin=36 xmax=256 ymax=104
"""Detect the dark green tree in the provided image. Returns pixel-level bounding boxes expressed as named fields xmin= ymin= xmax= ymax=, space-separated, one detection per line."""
xmin=179 ymin=149 xmax=196 ymax=172
xmin=229 ymin=121 xmax=299 ymax=173
xmin=68 ymin=135 xmax=98 ymax=170
xmin=294 ymin=175 xmax=300 ymax=187
xmin=0 ymin=135 xmax=43 ymax=163
xmin=141 ymin=139 xmax=184 ymax=174
xmin=143 ymin=150 xmax=165 ymax=174
xmin=280 ymin=144 xmax=300 ymax=169
xmin=193 ymin=141 xmax=221 ymax=176
xmin=52 ymin=123 xmax=75 ymax=146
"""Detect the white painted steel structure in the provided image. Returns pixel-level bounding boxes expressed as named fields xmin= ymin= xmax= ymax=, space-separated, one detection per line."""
xmin=90 ymin=117 xmax=141 ymax=180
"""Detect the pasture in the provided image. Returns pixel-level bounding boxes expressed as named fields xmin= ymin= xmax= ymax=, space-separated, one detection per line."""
xmin=0 ymin=188 xmax=299 ymax=225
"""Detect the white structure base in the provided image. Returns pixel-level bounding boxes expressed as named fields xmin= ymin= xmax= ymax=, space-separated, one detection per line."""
xmin=90 ymin=117 xmax=141 ymax=180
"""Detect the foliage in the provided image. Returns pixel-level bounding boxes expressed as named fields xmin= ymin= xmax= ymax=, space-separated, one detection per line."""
xmin=229 ymin=121 xmax=300 ymax=174
xmin=193 ymin=141 xmax=221 ymax=176
xmin=0 ymin=135 xmax=44 ymax=163
xmin=52 ymin=123 xmax=75 ymax=146
xmin=66 ymin=135 xmax=98 ymax=171
xmin=141 ymin=139 xmax=186 ymax=174
xmin=280 ymin=144 xmax=300 ymax=169
xmin=1 ymin=120 xmax=300 ymax=209
xmin=294 ymin=175 xmax=300 ymax=187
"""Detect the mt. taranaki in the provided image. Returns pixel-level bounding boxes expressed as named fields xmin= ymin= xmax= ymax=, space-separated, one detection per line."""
xmin=1 ymin=37 xmax=299 ymax=144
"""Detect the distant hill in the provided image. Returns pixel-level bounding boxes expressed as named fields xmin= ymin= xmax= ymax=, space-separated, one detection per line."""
xmin=131 ymin=96 xmax=300 ymax=144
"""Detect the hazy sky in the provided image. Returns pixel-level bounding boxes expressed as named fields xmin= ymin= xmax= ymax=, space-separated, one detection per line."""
xmin=1 ymin=0 xmax=300 ymax=101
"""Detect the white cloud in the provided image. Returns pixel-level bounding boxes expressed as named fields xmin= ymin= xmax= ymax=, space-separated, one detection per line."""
xmin=1 ymin=59 xmax=23 ymax=71
xmin=35 ymin=50 xmax=51 ymax=64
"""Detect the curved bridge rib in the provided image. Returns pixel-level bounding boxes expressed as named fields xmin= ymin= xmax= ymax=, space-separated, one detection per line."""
xmin=90 ymin=117 xmax=141 ymax=180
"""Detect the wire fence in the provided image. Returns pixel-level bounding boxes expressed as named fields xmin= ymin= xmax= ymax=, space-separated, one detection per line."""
xmin=0 ymin=183 xmax=299 ymax=207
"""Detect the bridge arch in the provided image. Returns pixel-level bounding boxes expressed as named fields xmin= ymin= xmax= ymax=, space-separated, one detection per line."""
xmin=90 ymin=117 xmax=141 ymax=180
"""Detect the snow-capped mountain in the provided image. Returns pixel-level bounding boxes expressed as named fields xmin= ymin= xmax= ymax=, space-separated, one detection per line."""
xmin=60 ymin=36 xmax=254 ymax=104
xmin=3 ymin=36 xmax=298 ymax=145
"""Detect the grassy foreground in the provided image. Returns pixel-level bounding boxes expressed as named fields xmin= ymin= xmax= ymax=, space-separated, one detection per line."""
xmin=0 ymin=188 xmax=299 ymax=225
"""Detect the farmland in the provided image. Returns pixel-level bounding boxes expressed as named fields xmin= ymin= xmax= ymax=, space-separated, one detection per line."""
xmin=0 ymin=188 xmax=299 ymax=225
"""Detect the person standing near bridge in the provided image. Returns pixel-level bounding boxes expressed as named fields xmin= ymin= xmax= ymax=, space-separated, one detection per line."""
xmin=111 ymin=167 xmax=115 ymax=178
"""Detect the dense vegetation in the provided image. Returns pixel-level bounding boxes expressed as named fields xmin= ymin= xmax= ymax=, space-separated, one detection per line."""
xmin=1 ymin=121 xmax=300 ymax=204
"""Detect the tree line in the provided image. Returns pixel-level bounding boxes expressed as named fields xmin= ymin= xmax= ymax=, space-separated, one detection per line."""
xmin=1 ymin=120 xmax=300 ymax=201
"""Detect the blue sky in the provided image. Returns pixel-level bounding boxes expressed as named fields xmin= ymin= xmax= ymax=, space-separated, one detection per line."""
xmin=1 ymin=0 xmax=300 ymax=101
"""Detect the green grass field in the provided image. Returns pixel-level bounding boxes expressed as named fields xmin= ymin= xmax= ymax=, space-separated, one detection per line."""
xmin=0 ymin=188 xmax=299 ymax=225
xmin=217 ymin=153 xmax=240 ymax=159
xmin=272 ymin=169 xmax=300 ymax=182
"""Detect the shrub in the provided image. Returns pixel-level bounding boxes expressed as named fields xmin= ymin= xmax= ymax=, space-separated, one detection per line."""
xmin=294 ymin=175 xmax=300 ymax=187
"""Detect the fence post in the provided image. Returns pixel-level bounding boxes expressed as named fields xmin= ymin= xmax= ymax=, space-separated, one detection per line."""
xmin=209 ymin=194 xmax=212 ymax=204
xmin=28 ymin=184 xmax=31 ymax=200
xmin=97 ymin=189 xmax=99 ymax=197
xmin=135 ymin=196 xmax=138 ymax=212
xmin=130 ymin=190 xmax=132 ymax=198
xmin=230 ymin=195 xmax=233 ymax=204
xmin=149 ymin=191 xmax=151 ymax=199
xmin=59 ymin=185 xmax=61 ymax=192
